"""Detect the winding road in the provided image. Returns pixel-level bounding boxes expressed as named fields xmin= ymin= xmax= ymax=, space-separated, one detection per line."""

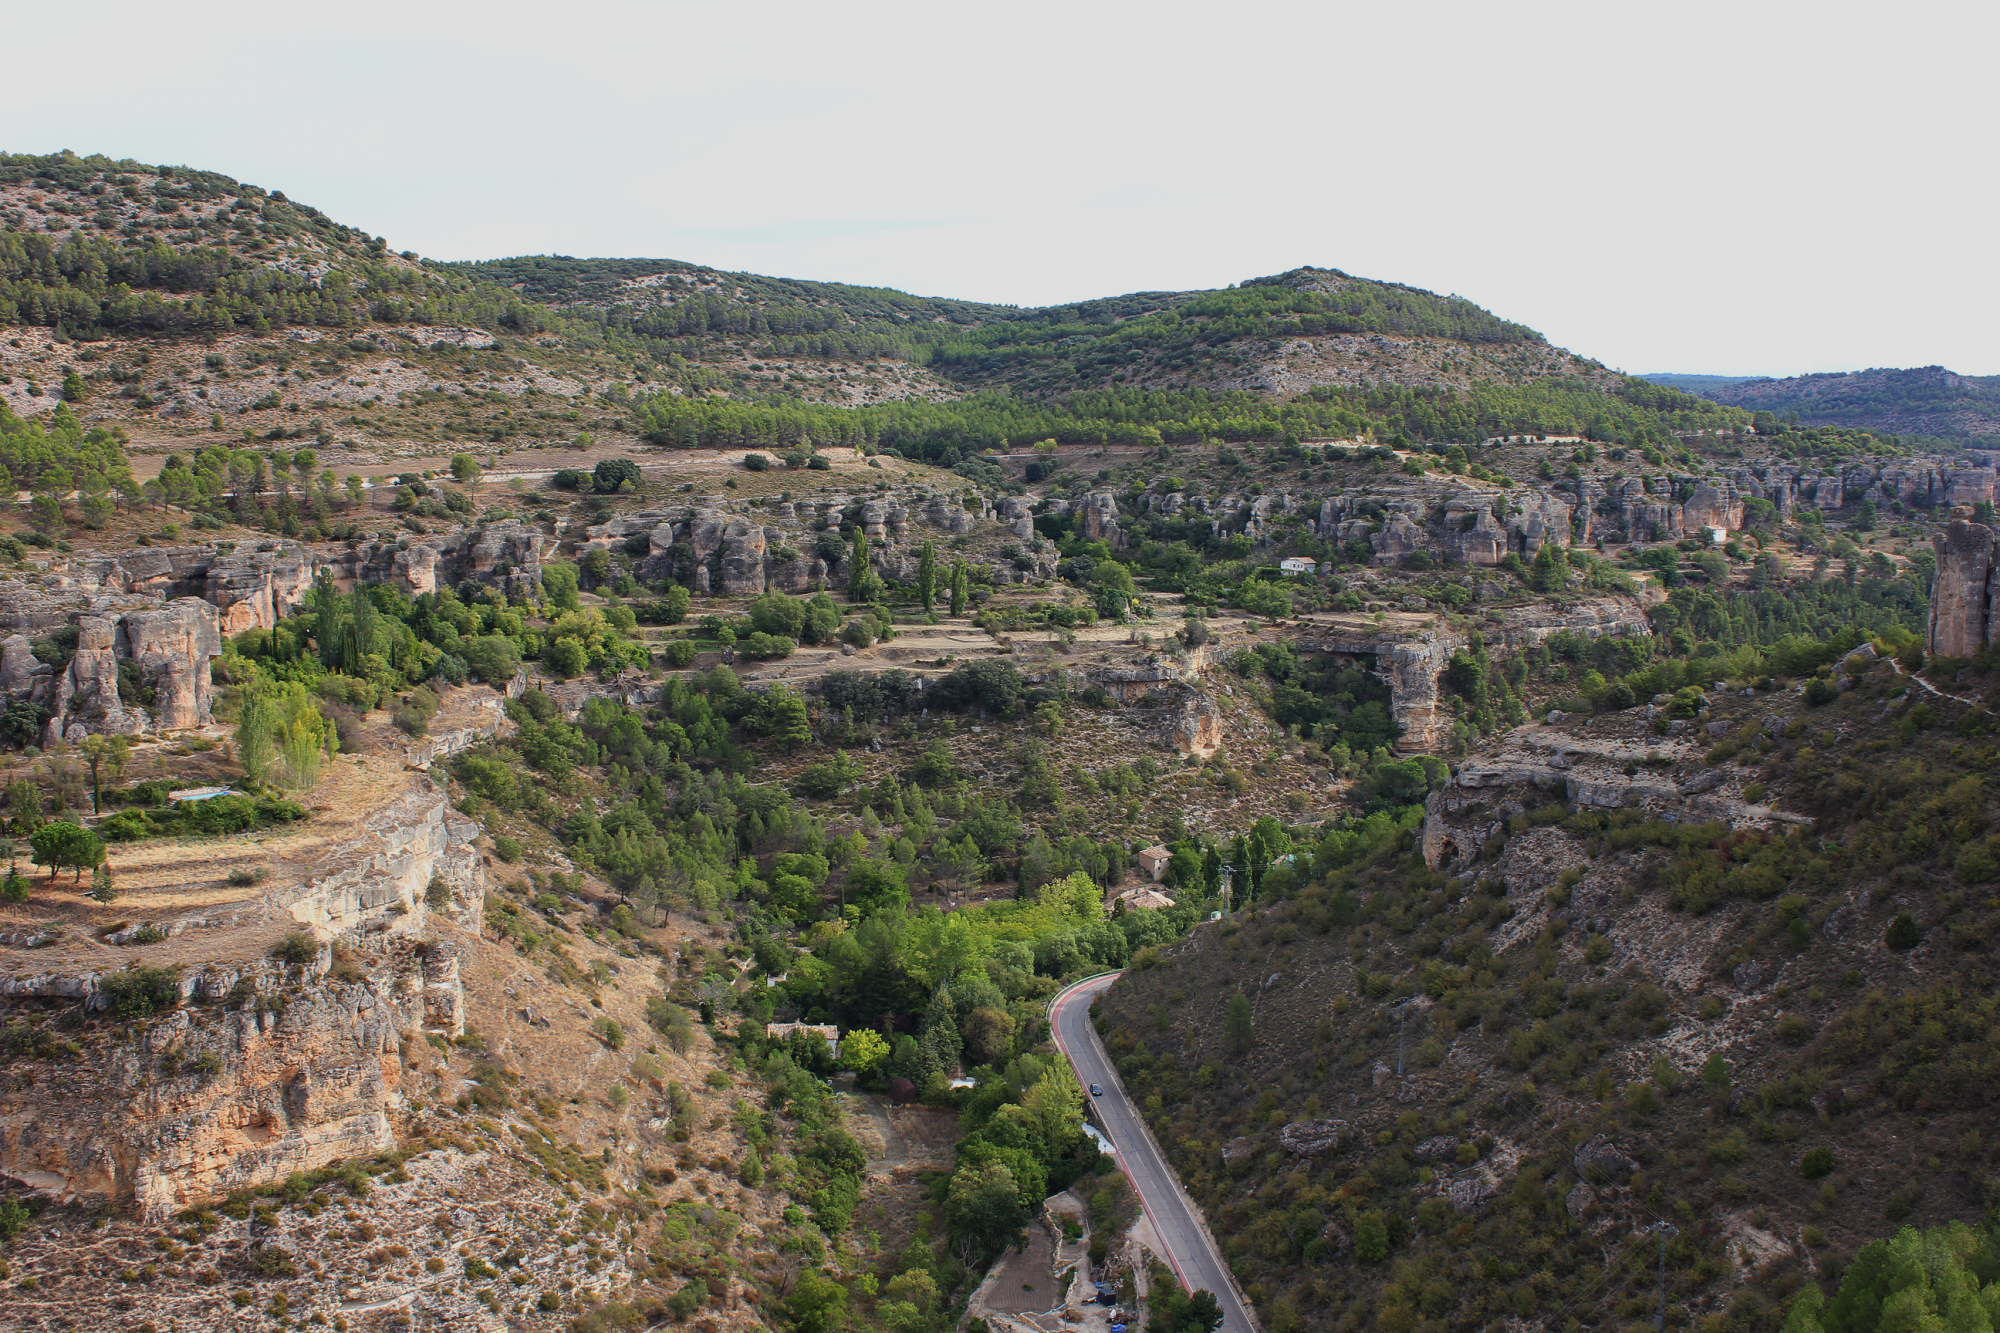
xmin=1050 ymin=973 xmax=1259 ymax=1333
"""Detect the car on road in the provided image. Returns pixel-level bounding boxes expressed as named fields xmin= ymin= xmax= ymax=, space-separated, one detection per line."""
xmin=1090 ymin=1083 xmax=1103 ymax=1097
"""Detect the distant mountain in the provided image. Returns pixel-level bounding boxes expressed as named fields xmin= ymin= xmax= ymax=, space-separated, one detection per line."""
xmin=1638 ymin=373 xmax=1759 ymax=396
xmin=1650 ymin=366 xmax=2000 ymax=445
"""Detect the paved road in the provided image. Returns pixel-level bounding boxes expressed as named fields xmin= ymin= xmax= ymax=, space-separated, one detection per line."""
xmin=1050 ymin=973 xmax=1258 ymax=1333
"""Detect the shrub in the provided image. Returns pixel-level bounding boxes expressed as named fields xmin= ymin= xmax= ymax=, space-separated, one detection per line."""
xmin=1803 ymin=677 xmax=1840 ymax=707
xmin=592 ymin=459 xmax=641 ymax=493
xmin=424 ymin=877 xmax=451 ymax=912
xmin=742 ymin=453 xmax=771 ymax=472
xmin=663 ymin=640 xmax=697 ymax=668
xmin=246 ymin=1247 xmax=297 ymax=1277
xmin=100 ymin=810 xmax=153 ymax=842
xmin=459 ymin=636 xmax=521 ymax=684
xmin=271 ymin=932 xmax=319 ymax=965
xmin=1800 ymin=1146 xmax=1836 ymax=1179
xmin=1886 ymin=913 xmax=1921 ymax=951
xmin=101 ymin=966 xmax=181 ymax=1019
xmin=492 ymin=834 xmax=522 ymax=862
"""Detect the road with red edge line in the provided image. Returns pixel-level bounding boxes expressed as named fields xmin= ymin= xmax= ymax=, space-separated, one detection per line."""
xmin=1050 ymin=972 xmax=1259 ymax=1333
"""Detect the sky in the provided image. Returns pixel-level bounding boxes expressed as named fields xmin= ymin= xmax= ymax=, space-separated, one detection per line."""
xmin=6 ymin=0 xmax=1996 ymax=377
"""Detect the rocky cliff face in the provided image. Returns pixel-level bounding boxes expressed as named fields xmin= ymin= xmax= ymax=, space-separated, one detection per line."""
xmin=1926 ymin=517 xmax=2000 ymax=658
xmin=1419 ymin=708 xmax=1808 ymax=872
xmin=0 ymin=784 xmax=483 ymax=1218
xmin=1293 ymin=597 xmax=1654 ymax=750
xmin=0 ymin=596 xmax=225 ymax=743
xmin=280 ymin=785 xmax=486 ymax=941
xmin=0 ymin=942 xmax=464 ymax=1218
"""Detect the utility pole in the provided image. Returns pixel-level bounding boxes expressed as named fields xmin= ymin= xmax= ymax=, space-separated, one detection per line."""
xmin=1654 ymin=1221 xmax=1678 ymax=1330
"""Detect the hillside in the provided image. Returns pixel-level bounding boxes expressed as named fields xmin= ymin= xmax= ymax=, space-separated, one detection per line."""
xmin=3 ymin=143 xmax=1998 ymax=1333
xmin=1683 ymin=367 xmax=2000 ymax=446
xmin=1092 ymin=645 xmax=2000 ymax=1333
xmin=0 ymin=148 xmax=1915 ymax=471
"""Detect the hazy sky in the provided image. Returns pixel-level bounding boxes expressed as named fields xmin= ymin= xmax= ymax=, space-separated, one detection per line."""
xmin=7 ymin=0 xmax=1995 ymax=376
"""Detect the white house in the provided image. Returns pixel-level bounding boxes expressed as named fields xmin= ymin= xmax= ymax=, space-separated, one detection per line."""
xmin=1707 ymin=527 xmax=1728 ymax=546
xmin=1279 ymin=557 xmax=1318 ymax=576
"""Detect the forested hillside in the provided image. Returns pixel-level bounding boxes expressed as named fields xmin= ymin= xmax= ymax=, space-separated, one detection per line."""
xmin=1093 ymin=633 xmax=2000 ymax=1333
xmin=1688 ymin=367 xmax=2000 ymax=446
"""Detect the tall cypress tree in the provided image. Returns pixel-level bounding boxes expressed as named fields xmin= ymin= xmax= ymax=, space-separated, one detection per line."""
xmin=917 ymin=541 xmax=937 ymax=614
xmin=949 ymin=561 xmax=969 ymax=616
xmin=848 ymin=528 xmax=872 ymax=602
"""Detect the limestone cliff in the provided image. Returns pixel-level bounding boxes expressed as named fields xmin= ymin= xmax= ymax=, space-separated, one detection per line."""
xmin=1927 ymin=518 xmax=2000 ymax=658
xmin=0 ymin=785 xmax=483 ymax=1218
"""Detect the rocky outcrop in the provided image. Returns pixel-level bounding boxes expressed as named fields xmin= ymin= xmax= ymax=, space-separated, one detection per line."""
xmin=1278 ymin=1119 xmax=1349 ymax=1156
xmin=1074 ymin=492 xmax=1124 ymax=548
xmin=123 ymin=599 xmax=225 ymax=731
xmin=1927 ymin=518 xmax=1999 ymax=658
xmin=1420 ymin=713 xmax=1810 ymax=870
xmin=1171 ymin=693 xmax=1224 ymax=758
xmin=1572 ymin=1135 xmax=1638 ymax=1185
xmin=0 ymin=775 xmax=484 ymax=1218
xmin=26 ymin=598 xmax=224 ymax=743
xmin=204 ymin=545 xmax=317 ymax=633
xmin=280 ymin=784 xmax=486 ymax=941
xmin=0 ymin=941 xmax=465 ymax=1219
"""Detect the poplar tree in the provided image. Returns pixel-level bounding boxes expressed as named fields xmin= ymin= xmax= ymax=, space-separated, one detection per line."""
xmin=949 ymin=561 xmax=969 ymax=616
xmin=917 ymin=541 xmax=937 ymax=613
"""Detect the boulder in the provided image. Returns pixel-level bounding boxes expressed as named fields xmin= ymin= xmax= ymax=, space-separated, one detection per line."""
xmin=1447 ymin=1177 xmax=1496 ymax=1212
xmin=1565 ymin=1181 xmax=1596 ymax=1220
xmin=1277 ymin=1120 xmax=1349 ymax=1156
xmin=1412 ymin=1135 xmax=1460 ymax=1161
xmin=1571 ymin=1135 xmax=1638 ymax=1185
xmin=1677 ymin=769 xmax=1725 ymax=796
xmin=1221 ymin=1136 xmax=1259 ymax=1165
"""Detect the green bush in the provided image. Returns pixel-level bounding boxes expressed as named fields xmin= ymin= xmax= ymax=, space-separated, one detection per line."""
xmin=492 ymin=834 xmax=522 ymax=862
xmin=742 ymin=453 xmax=771 ymax=471
xmin=1886 ymin=913 xmax=1921 ymax=951
xmin=100 ymin=967 xmax=181 ymax=1019
xmin=459 ymin=635 xmax=521 ymax=684
xmin=100 ymin=810 xmax=153 ymax=842
xmin=271 ymin=932 xmax=319 ymax=964
xmin=662 ymin=640 xmax=697 ymax=668
xmin=1800 ymin=1146 xmax=1835 ymax=1179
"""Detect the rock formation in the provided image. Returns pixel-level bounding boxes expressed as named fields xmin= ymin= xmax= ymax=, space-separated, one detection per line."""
xmin=0 ymin=597 xmax=226 ymax=743
xmin=1927 ymin=518 xmax=1999 ymax=658
xmin=0 ymin=780 xmax=484 ymax=1218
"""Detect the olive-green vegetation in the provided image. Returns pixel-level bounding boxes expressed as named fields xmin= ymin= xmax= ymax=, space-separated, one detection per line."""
xmin=1697 ymin=366 xmax=2000 ymax=448
xmin=1094 ymin=646 xmax=2000 ymax=1333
